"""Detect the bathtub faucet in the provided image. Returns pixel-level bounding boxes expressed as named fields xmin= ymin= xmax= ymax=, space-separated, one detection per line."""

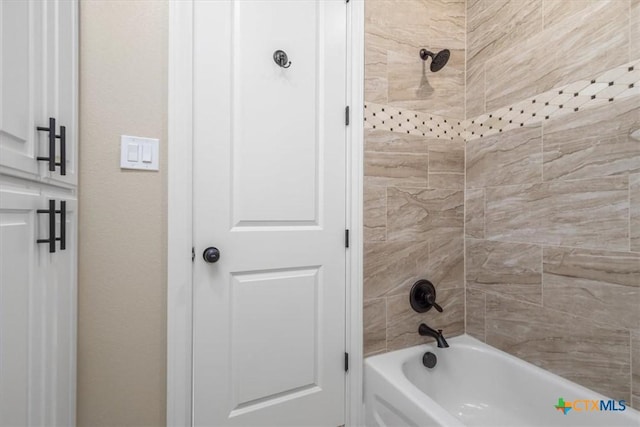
xmin=418 ymin=323 xmax=449 ymax=348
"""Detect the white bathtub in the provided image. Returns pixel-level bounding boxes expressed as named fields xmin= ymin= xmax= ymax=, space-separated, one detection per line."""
xmin=365 ymin=334 xmax=640 ymax=427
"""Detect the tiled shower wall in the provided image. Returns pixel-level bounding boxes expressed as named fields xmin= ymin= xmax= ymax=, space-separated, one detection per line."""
xmin=465 ymin=0 xmax=640 ymax=410
xmin=363 ymin=0 xmax=466 ymax=356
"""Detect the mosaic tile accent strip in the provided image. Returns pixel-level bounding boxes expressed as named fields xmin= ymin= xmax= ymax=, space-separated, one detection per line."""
xmin=364 ymin=103 xmax=466 ymax=141
xmin=464 ymin=59 xmax=640 ymax=141
xmin=365 ymin=59 xmax=640 ymax=142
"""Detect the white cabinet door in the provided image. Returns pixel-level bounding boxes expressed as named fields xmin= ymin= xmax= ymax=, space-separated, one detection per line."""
xmin=0 ymin=185 xmax=76 ymax=427
xmin=0 ymin=0 xmax=44 ymax=179
xmin=192 ymin=1 xmax=348 ymax=425
xmin=41 ymin=191 xmax=76 ymax=426
xmin=0 ymin=0 xmax=78 ymax=186
xmin=41 ymin=0 xmax=78 ymax=187
xmin=0 ymin=186 xmax=44 ymax=426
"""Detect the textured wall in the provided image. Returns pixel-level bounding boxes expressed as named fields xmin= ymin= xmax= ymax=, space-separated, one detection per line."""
xmin=365 ymin=0 xmax=466 ymax=119
xmin=466 ymin=0 xmax=640 ymax=117
xmin=78 ymin=1 xmax=167 ymax=425
xmin=363 ymin=0 xmax=466 ymax=356
xmin=465 ymin=0 xmax=640 ymax=409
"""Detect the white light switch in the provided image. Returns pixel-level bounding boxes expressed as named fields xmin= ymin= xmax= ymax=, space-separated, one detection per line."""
xmin=120 ymin=135 xmax=159 ymax=171
xmin=141 ymin=144 xmax=152 ymax=163
xmin=127 ymin=143 xmax=139 ymax=162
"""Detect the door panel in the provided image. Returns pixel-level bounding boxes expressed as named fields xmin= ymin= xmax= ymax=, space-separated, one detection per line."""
xmin=0 ymin=0 xmax=43 ymax=177
xmin=231 ymin=267 xmax=319 ymax=409
xmin=232 ymin=0 xmax=320 ymax=225
xmin=42 ymin=193 xmax=76 ymax=426
xmin=192 ymin=1 xmax=347 ymax=425
xmin=0 ymin=188 xmax=42 ymax=426
xmin=42 ymin=0 xmax=78 ymax=186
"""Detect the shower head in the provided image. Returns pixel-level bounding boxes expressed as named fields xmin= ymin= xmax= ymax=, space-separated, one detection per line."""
xmin=420 ymin=48 xmax=450 ymax=72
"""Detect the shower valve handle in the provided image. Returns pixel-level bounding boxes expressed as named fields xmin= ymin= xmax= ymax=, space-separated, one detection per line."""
xmin=410 ymin=279 xmax=444 ymax=313
xmin=427 ymin=296 xmax=443 ymax=313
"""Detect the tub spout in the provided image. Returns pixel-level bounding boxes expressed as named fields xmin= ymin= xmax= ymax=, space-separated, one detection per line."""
xmin=418 ymin=323 xmax=449 ymax=348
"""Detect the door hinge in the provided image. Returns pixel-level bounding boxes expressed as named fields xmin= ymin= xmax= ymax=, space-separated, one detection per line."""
xmin=345 ymin=229 xmax=350 ymax=248
xmin=344 ymin=352 xmax=349 ymax=372
xmin=345 ymin=106 xmax=350 ymax=126
xmin=192 ymin=247 xmax=195 ymax=262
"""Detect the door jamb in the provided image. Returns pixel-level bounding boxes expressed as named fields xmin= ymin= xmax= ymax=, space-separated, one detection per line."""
xmin=167 ymin=1 xmax=365 ymax=425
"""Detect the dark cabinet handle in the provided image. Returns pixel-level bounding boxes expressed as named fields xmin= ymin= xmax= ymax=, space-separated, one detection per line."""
xmin=37 ymin=118 xmax=56 ymax=172
xmin=37 ymin=199 xmax=56 ymax=253
xmin=57 ymin=126 xmax=66 ymax=176
xmin=37 ymin=200 xmax=67 ymax=253
xmin=56 ymin=201 xmax=66 ymax=250
xmin=36 ymin=118 xmax=67 ymax=176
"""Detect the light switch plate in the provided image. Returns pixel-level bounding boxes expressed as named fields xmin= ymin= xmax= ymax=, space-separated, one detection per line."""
xmin=120 ymin=135 xmax=159 ymax=171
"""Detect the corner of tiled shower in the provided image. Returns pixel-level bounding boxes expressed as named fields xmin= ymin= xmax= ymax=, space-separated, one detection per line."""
xmin=363 ymin=0 xmax=640 ymax=410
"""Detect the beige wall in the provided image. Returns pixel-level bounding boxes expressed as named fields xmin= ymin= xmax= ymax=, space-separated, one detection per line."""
xmin=363 ymin=0 xmax=467 ymax=356
xmin=465 ymin=0 xmax=640 ymax=410
xmin=78 ymin=1 xmax=168 ymax=425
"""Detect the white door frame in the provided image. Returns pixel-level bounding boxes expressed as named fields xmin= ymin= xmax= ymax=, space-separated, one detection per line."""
xmin=166 ymin=1 xmax=365 ymax=425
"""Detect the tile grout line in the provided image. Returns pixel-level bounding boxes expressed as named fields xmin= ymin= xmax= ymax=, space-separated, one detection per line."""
xmin=630 ymin=331 xmax=633 ymax=407
xmin=482 ymin=290 xmax=486 ymax=343
xmin=463 ymin=236 xmax=640 ymax=255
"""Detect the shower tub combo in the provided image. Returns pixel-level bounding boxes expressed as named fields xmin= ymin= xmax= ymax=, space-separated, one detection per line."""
xmin=365 ymin=335 xmax=640 ymax=427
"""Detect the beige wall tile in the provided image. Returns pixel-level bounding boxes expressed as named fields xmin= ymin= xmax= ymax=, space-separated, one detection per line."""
xmin=630 ymin=0 xmax=640 ymax=61
xmin=386 ymin=288 xmax=464 ymax=351
xmin=365 ymin=129 xmax=428 ymax=154
xmin=543 ymin=96 xmax=640 ymax=181
xmin=542 ymin=0 xmax=592 ymax=29
xmin=428 ymin=173 xmax=465 ymax=190
xmin=468 ymin=0 xmax=542 ymax=66
xmin=466 ymin=239 xmax=542 ymax=304
xmin=465 ymin=188 xmax=485 ymax=239
xmin=465 ymin=288 xmax=486 ymax=341
xmin=364 ymin=185 xmax=386 ymax=242
xmin=428 ymin=141 xmax=465 ymax=173
xmin=465 ymin=60 xmax=485 ymax=118
xmin=428 ymin=236 xmax=464 ymax=289
xmin=365 ymin=0 xmax=466 ymax=119
xmin=387 ymin=48 xmax=465 ymax=118
xmin=484 ymin=1 xmax=630 ymax=111
xmin=632 ymin=174 xmax=640 ymax=252
xmin=486 ymin=294 xmax=631 ymax=402
xmin=466 ymin=125 xmax=542 ymax=188
xmin=364 ymin=241 xmax=429 ymax=300
xmin=485 ymin=177 xmax=629 ymax=250
xmin=543 ymin=247 xmax=640 ymax=330
xmin=365 ymin=34 xmax=388 ymax=104
xmin=387 ymin=187 xmax=464 ymax=242
xmin=364 ymin=152 xmax=428 ymax=187
xmin=365 ymin=0 xmax=465 ymax=52
xmin=364 ymin=299 xmax=387 ymax=356
xmin=633 ymin=331 xmax=640 ymax=409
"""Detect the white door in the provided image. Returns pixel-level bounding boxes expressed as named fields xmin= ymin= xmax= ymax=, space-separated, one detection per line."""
xmin=192 ymin=0 xmax=348 ymax=426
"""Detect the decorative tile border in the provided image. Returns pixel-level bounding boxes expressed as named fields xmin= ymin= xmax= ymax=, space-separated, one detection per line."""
xmin=364 ymin=58 xmax=640 ymax=142
xmin=364 ymin=103 xmax=466 ymax=141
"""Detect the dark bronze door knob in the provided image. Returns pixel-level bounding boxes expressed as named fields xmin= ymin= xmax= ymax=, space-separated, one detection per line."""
xmin=203 ymin=247 xmax=220 ymax=263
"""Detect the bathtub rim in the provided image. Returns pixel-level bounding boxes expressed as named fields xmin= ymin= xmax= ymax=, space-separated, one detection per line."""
xmin=365 ymin=333 xmax=639 ymax=421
